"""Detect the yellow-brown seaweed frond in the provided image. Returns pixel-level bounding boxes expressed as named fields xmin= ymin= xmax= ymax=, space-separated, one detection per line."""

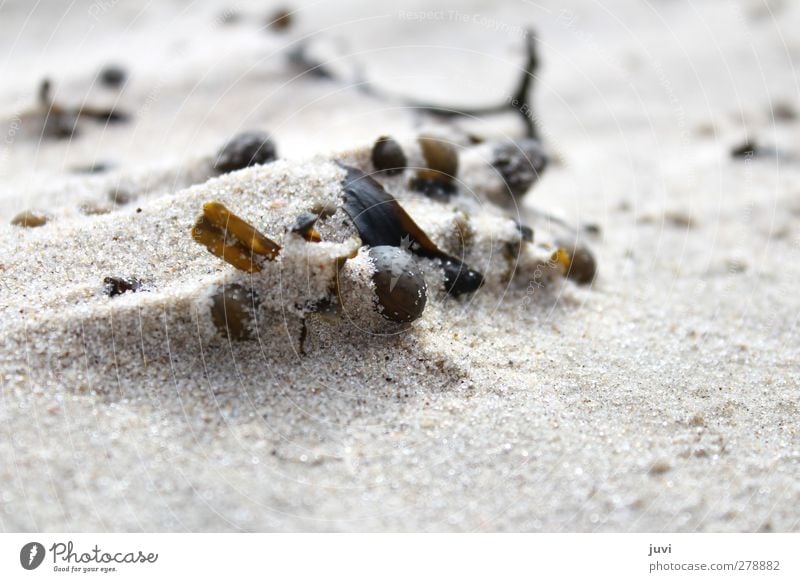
xmin=191 ymin=202 xmax=280 ymax=273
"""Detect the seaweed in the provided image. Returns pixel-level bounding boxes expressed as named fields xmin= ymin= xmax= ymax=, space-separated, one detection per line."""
xmin=339 ymin=164 xmax=483 ymax=296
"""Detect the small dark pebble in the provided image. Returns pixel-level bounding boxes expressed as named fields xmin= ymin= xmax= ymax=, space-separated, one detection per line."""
xmin=491 ymin=138 xmax=548 ymax=199
xmin=108 ymin=188 xmax=133 ymax=205
xmin=730 ymin=140 xmax=787 ymax=160
xmin=287 ymin=42 xmax=333 ymax=79
xmin=42 ymin=111 xmax=79 ymax=139
xmin=99 ymin=65 xmax=127 ymax=89
xmin=371 ymin=136 xmax=406 ymax=175
xmin=583 ymin=223 xmax=602 ymax=236
xmin=772 ymin=102 xmax=797 ymax=122
xmin=213 ymin=130 xmax=277 ymax=174
xmin=417 ymin=135 xmax=458 ymax=183
xmin=439 ymin=258 xmax=484 ymax=296
xmin=412 ymin=136 xmax=459 ymax=200
xmin=79 ymin=202 xmax=112 ymax=216
xmin=409 ymin=177 xmax=456 ymax=201
xmin=369 ymin=246 xmax=427 ymax=323
xmin=103 ymin=276 xmax=143 ymax=297
xmin=513 ymin=219 xmax=534 ymax=242
xmin=39 ymin=78 xmax=53 ymax=105
xmin=556 ymin=239 xmax=597 ymax=285
xmin=291 ymin=211 xmax=318 ymax=230
xmin=731 ymin=140 xmax=757 ymax=158
xmin=266 ymin=8 xmax=293 ymax=31
xmin=648 ymin=460 xmax=671 ymax=476
xmin=71 ymin=161 xmax=112 ymax=174
xmin=11 ymin=211 xmax=48 ymax=228
xmin=290 ymin=211 xmax=321 ymax=241
xmin=100 ymin=109 xmax=130 ymax=124
xmin=210 ymin=283 xmax=260 ymax=340
xmin=664 ymin=211 xmax=695 ymax=229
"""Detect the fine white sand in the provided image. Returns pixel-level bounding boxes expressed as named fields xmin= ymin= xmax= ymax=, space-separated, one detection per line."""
xmin=0 ymin=0 xmax=798 ymax=532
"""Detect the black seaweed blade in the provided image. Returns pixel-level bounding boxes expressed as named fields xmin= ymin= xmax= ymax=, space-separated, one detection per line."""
xmin=340 ymin=165 xmax=412 ymax=248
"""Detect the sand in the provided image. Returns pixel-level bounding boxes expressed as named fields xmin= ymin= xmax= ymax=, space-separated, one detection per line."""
xmin=0 ymin=0 xmax=798 ymax=532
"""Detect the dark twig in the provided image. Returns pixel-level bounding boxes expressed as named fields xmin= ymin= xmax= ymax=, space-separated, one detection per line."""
xmin=412 ymin=31 xmax=539 ymax=138
xmin=287 ymin=29 xmax=541 ymax=137
xmin=35 ymin=78 xmax=131 ymax=139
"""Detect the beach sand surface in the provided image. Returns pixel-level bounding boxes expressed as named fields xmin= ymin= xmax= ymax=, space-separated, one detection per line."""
xmin=0 ymin=0 xmax=798 ymax=531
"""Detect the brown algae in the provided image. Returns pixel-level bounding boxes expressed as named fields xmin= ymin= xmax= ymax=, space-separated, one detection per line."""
xmin=191 ymin=202 xmax=280 ymax=272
